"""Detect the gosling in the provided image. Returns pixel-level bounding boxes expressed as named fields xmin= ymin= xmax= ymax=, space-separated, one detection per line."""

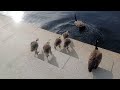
xmin=64 ymin=38 xmax=71 ymax=50
xmin=43 ymin=41 xmax=52 ymax=58
xmin=30 ymin=38 xmax=39 ymax=56
xmin=54 ymin=37 xmax=62 ymax=50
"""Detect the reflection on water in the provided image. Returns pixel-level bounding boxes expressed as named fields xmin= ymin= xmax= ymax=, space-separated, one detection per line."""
xmin=2 ymin=11 xmax=24 ymax=23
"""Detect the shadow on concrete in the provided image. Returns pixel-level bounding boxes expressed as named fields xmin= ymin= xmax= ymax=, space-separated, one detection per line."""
xmin=37 ymin=52 xmax=59 ymax=67
xmin=60 ymin=41 xmax=79 ymax=59
xmin=37 ymin=52 xmax=44 ymax=61
xmin=92 ymin=67 xmax=113 ymax=79
xmin=70 ymin=40 xmax=75 ymax=47
xmin=48 ymin=54 xmax=59 ymax=67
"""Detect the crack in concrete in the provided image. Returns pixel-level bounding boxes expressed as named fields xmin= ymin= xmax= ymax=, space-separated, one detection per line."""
xmin=2 ymin=33 xmax=15 ymax=43
xmin=61 ymin=56 xmax=71 ymax=69
xmin=111 ymin=61 xmax=114 ymax=72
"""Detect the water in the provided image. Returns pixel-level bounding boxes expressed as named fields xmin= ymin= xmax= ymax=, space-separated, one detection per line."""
xmin=0 ymin=11 xmax=120 ymax=53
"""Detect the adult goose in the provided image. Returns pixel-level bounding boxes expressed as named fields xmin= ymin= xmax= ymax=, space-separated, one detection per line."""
xmin=62 ymin=31 xmax=69 ymax=39
xmin=54 ymin=37 xmax=62 ymax=50
xmin=88 ymin=39 xmax=102 ymax=72
xmin=74 ymin=14 xmax=86 ymax=31
xmin=64 ymin=38 xmax=71 ymax=50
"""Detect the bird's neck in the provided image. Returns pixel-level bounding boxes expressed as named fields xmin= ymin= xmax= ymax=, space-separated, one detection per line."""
xmin=95 ymin=41 xmax=98 ymax=50
xmin=75 ymin=15 xmax=77 ymax=21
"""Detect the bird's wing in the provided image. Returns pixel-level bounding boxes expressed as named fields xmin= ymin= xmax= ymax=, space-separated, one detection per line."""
xmin=89 ymin=50 xmax=97 ymax=60
xmin=96 ymin=52 xmax=102 ymax=63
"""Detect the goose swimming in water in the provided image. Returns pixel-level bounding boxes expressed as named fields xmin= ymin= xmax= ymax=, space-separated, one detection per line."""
xmin=88 ymin=39 xmax=102 ymax=72
xmin=43 ymin=41 xmax=52 ymax=58
xmin=54 ymin=37 xmax=62 ymax=50
xmin=30 ymin=38 xmax=39 ymax=56
xmin=62 ymin=31 xmax=69 ymax=39
xmin=74 ymin=14 xmax=86 ymax=31
xmin=64 ymin=38 xmax=71 ymax=50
